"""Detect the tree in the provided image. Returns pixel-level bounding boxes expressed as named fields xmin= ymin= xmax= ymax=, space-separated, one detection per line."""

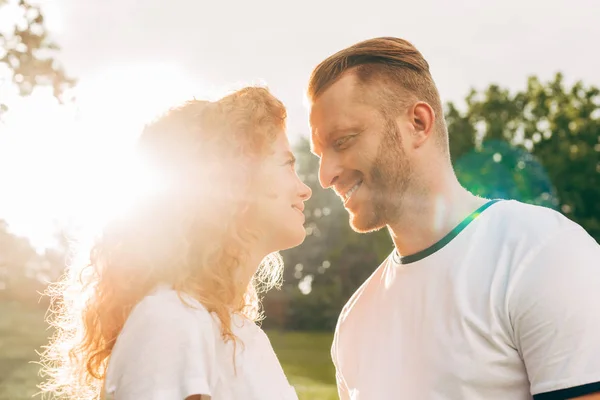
xmin=0 ymin=219 xmax=69 ymax=306
xmin=446 ymin=73 xmax=599 ymax=241
xmin=0 ymin=219 xmax=38 ymax=301
xmin=0 ymin=0 xmax=74 ymax=116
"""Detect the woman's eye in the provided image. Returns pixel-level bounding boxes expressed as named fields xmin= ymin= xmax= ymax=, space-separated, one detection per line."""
xmin=285 ymin=159 xmax=296 ymax=169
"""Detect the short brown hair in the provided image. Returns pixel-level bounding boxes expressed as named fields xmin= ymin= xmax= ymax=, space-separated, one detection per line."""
xmin=308 ymin=37 xmax=446 ymax=135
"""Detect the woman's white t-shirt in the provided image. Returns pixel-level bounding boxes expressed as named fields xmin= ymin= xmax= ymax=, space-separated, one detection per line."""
xmin=104 ymin=286 xmax=298 ymax=400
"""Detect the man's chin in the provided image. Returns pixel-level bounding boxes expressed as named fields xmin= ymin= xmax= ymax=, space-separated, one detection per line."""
xmin=348 ymin=210 xmax=386 ymax=233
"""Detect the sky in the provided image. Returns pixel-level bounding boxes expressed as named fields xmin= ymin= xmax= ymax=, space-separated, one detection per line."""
xmin=48 ymin=0 xmax=600 ymax=133
xmin=1 ymin=0 xmax=599 ymax=249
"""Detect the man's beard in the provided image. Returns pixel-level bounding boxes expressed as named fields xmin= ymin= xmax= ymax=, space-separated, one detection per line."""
xmin=349 ymin=120 xmax=411 ymax=233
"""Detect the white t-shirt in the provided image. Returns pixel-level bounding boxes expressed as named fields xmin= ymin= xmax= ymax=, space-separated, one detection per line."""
xmin=104 ymin=286 xmax=298 ymax=400
xmin=332 ymin=199 xmax=600 ymax=400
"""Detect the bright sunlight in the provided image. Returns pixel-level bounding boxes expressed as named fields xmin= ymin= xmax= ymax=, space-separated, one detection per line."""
xmin=0 ymin=62 xmax=208 ymax=251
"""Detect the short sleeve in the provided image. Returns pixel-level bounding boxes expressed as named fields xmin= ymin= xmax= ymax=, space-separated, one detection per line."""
xmin=106 ymin=296 xmax=218 ymax=399
xmin=509 ymin=225 xmax=600 ymax=398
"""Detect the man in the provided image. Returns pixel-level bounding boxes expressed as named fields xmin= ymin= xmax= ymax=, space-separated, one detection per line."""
xmin=307 ymin=37 xmax=600 ymax=399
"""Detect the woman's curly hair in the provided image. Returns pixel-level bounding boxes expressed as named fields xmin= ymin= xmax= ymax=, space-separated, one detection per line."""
xmin=39 ymin=86 xmax=288 ymax=399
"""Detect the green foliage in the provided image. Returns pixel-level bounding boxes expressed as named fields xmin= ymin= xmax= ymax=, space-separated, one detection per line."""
xmin=0 ymin=220 xmax=67 ymax=306
xmin=267 ymin=330 xmax=337 ymax=400
xmin=447 ymin=73 xmax=599 ymax=240
xmin=0 ymin=0 xmax=75 ymax=115
xmin=0 ymin=220 xmax=38 ymax=300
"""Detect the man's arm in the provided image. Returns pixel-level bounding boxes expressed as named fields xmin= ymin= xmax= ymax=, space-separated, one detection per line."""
xmin=575 ymin=393 xmax=600 ymax=400
xmin=510 ymin=225 xmax=600 ymax=399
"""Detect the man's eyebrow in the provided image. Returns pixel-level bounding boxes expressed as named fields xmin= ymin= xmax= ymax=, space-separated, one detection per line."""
xmin=310 ymin=127 xmax=360 ymax=158
xmin=311 ymin=126 xmax=359 ymax=152
xmin=323 ymin=127 xmax=360 ymax=140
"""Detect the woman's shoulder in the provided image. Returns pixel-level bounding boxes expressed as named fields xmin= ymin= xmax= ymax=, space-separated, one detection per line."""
xmin=105 ymin=286 xmax=224 ymax=397
xmin=124 ymin=285 xmax=218 ymax=334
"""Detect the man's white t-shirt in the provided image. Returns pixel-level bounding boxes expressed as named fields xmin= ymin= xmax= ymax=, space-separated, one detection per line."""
xmin=332 ymin=199 xmax=600 ymax=400
xmin=104 ymin=286 xmax=298 ymax=400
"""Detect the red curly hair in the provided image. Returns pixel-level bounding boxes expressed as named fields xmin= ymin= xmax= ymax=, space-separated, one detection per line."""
xmin=39 ymin=86 xmax=288 ymax=399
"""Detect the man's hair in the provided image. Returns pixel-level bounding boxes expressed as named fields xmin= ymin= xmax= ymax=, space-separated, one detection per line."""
xmin=308 ymin=37 xmax=447 ymax=140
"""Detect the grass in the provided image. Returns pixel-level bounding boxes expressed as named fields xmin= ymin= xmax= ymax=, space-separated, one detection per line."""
xmin=0 ymin=301 xmax=337 ymax=400
xmin=267 ymin=330 xmax=338 ymax=400
xmin=0 ymin=301 xmax=49 ymax=400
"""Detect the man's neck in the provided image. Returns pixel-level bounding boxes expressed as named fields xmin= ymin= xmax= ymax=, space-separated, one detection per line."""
xmin=387 ymin=182 xmax=486 ymax=258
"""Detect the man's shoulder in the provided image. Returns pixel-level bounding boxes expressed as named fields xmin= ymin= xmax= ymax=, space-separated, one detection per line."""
xmin=483 ymin=199 xmax=584 ymax=246
xmin=478 ymin=199 xmax=597 ymax=283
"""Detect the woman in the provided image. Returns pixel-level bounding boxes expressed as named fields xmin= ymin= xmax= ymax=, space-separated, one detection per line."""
xmin=40 ymin=86 xmax=311 ymax=399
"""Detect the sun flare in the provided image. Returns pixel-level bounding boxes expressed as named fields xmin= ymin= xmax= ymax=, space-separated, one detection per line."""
xmin=0 ymin=62 xmax=206 ymax=250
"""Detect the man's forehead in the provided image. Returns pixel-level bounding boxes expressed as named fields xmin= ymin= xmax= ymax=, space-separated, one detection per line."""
xmin=309 ymin=75 xmax=363 ymax=140
xmin=309 ymin=117 xmax=339 ymax=154
xmin=309 ymin=129 xmax=323 ymax=155
xmin=310 ymin=74 xmax=361 ymax=115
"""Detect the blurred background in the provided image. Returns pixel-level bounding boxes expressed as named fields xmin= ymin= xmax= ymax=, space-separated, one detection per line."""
xmin=0 ymin=0 xmax=599 ymax=399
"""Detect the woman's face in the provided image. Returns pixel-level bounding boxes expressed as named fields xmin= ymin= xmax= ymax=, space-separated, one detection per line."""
xmin=250 ymin=132 xmax=312 ymax=253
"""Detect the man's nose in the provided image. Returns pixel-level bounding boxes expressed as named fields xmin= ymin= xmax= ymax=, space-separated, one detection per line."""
xmin=318 ymin=154 xmax=341 ymax=189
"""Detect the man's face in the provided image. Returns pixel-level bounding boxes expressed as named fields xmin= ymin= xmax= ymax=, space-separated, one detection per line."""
xmin=309 ymin=74 xmax=413 ymax=233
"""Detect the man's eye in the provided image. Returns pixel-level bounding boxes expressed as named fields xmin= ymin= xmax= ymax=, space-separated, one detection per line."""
xmin=334 ymin=136 xmax=353 ymax=149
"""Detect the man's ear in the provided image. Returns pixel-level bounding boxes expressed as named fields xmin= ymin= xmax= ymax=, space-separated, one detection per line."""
xmin=410 ymin=101 xmax=435 ymax=148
